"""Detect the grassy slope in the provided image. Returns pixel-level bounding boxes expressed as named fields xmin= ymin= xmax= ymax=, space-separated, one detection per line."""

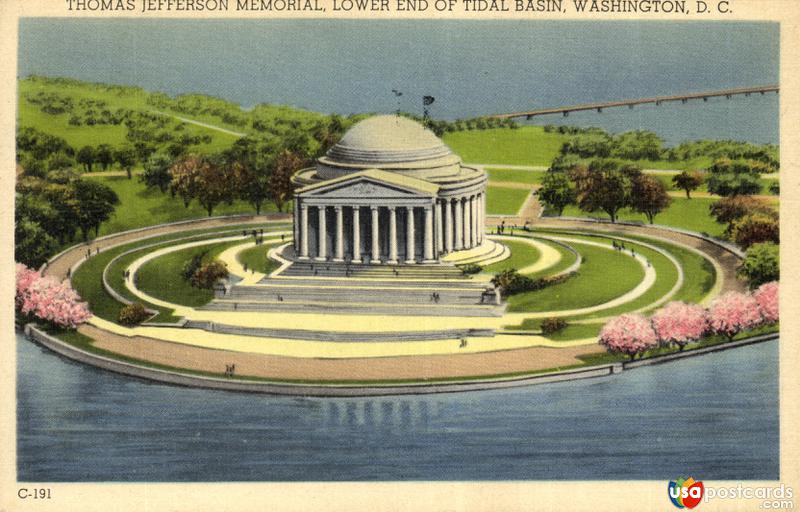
xmin=481 ymin=239 xmax=541 ymax=274
xmin=72 ymin=224 xmax=288 ymax=323
xmin=85 ymin=175 xmax=283 ymax=236
xmin=507 ymin=242 xmax=644 ymax=313
xmin=486 ymin=186 xmax=531 ymax=215
xmin=237 ymin=244 xmax=282 ymax=274
xmin=136 ymin=240 xmax=245 ymax=307
xmin=559 ymin=197 xmax=724 ymax=237
xmin=443 ymin=126 xmax=567 ymax=166
xmin=18 ymin=78 xmax=235 ymax=154
xmin=486 ymin=168 xmax=546 ymax=184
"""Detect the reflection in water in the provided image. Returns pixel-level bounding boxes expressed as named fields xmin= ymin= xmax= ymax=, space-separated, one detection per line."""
xmin=17 ymin=335 xmax=779 ymax=482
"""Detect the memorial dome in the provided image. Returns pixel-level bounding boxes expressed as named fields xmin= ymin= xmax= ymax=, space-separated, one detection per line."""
xmin=316 ymin=115 xmax=461 ymax=179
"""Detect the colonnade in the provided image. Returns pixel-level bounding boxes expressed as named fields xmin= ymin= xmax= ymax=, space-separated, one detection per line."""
xmin=295 ymin=192 xmax=485 ymax=264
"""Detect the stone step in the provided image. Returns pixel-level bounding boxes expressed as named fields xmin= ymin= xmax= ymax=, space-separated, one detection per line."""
xmin=224 ymin=287 xmax=486 ymax=305
xmin=201 ymin=300 xmax=505 ymax=317
xmin=183 ymin=320 xmax=495 ymax=342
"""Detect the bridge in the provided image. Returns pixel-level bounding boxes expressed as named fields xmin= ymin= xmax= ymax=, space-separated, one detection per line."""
xmin=490 ymin=85 xmax=780 ymax=120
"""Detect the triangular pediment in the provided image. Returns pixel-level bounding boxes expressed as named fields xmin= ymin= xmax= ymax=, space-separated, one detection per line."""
xmin=297 ymin=169 xmax=438 ymax=199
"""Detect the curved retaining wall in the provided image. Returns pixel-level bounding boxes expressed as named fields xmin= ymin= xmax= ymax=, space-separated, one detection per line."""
xmin=183 ymin=320 xmax=495 ymax=342
xmin=24 ymin=324 xmax=776 ymax=397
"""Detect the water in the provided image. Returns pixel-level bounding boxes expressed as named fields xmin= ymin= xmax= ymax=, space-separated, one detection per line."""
xmin=17 ymin=19 xmax=779 ymax=145
xmin=17 ymin=333 xmax=779 ymax=481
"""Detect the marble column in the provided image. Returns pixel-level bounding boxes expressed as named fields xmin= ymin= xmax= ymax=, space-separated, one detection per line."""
xmin=334 ymin=205 xmax=344 ymax=262
xmin=352 ymin=205 xmax=361 ymax=263
xmin=293 ymin=199 xmax=299 ymax=252
xmin=370 ymin=206 xmax=381 ymax=264
xmin=462 ymin=197 xmax=471 ymax=249
xmin=388 ymin=206 xmax=398 ymax=264
xmin=454 ymin=198 xmax=463 ymax=250
xmin=405 ymin=206 xmax=416 ymax=264
xmin=445 ymin=199 xmax=453 ymax=253
xmin=477 ymin=193 xmax=484 ymax=244
xmin=469 ymin=196 xmax=478 ymax=247
xmin=435 ymin=200 xmax=443 ymax=258
xmin=300 ymin=204 xmax=309 ymax=259
xmin=316 ymin=206 xmax=327 ymax=261
xmin=424 ymin=205 xmax=434 ymax=262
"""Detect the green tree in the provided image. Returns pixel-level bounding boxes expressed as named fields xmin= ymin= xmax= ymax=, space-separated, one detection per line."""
xmin=732 ymin=213 xmax=779 ymax=249
xmin=15 ymin=219 xmax=58 ymax=269
xmin=573 ymin=159 xmax=637 ymax=223
xmin=96 ymin=143 xmax=114 ymax=170
xmin=114 ymin=144 xmax=137 ymax=179
xmin=672 ymin=170 xmax=704 ymax=199
xmin=270 ymin=149 xmax=304 ymax=212
xmin=706 ymin=173 xmax=761 ymax=197
xmin=141 ymin=153 xmax=173 ymax=193
xmin=709 ymin=196 xmax=776 ymax=237
xmin=630 ymin=174 xmax=672 ymax=224
xmin=71 ymin=179 xmax=120 ymax=239
xmin=537 ymin=171 xmax=575 ymax=216
xmin=76 ymin=145 xmax=96 ymax=172
xmin=738 ymin=242 xmax=779 ymax=288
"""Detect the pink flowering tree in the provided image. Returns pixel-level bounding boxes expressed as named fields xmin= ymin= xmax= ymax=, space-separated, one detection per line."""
xmin=753 ymin=281 xmax=779 ymax=324
xmin=651 ymin=301 xmax=708 ymax=351
xmin=598 ymin=313 xmax=659 ymax=360
xmin=15 ymin=263 xmax=92 ymax=329
xmin=707 ymin=291 xmax=762 ymax=341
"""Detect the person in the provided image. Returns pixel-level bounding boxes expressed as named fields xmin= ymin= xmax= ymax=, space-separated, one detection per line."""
xmin=281 ymin=233 xmax=285 ymax=242
xmin=243 ymin=263 xmax=248 ymax=272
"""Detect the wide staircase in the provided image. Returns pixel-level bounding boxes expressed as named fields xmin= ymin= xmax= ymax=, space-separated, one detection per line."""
xmin=202 ymin=261 xmax=504 ymax=317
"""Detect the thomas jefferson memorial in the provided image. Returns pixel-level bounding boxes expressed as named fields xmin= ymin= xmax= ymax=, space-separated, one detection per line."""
xmin=291 ymin=115 xmax=488 ymax=265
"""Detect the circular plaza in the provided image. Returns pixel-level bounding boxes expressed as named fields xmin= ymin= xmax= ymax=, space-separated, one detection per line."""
xmin=31 ymin=115 xmax=752 ymax=394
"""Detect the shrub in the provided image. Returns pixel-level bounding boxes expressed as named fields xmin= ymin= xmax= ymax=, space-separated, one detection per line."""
xmin=731 ymin=213 xmax=779 ymax=249
xmin=598 ymin=313 xmax=658 ymax=360
xmin=191 ymin=261 xmax=228 ymax=289
xmin=118 ymin=302 xmax=150 ymax=326
xmin=490 ymin=269 xmax=574 ymax=297
xmin=738 ymin=242 xmax=779 ymax=289
xmin=458 ymin=263 xmax=482 ymax=275
xmin=540 ymin=317 xmax=568 ymax=335
xmin=181 ymin=251 xmax=207 ymax=281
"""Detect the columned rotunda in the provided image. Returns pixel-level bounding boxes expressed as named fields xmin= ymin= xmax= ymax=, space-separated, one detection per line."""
xmin=291 ymin=115 xmax=487 ymax=265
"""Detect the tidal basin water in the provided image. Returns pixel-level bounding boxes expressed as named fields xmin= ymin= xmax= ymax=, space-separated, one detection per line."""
xmin=17 ymin=333 xmax=778 ymax=481
xmin=18 ymin=19 xmax=779 ymax=146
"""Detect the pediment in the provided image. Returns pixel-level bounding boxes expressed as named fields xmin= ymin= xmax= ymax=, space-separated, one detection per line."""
xmin=301 ymin=177 xmax=433 ymax=199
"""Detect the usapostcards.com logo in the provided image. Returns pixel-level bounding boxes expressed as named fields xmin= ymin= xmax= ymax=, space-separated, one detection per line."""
xmin=669 ymin=477 xmax=705 ymax=509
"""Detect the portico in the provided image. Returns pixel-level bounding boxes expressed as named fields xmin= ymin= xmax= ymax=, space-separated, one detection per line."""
xmin=291 ymin=115 xmax=488 ymax=265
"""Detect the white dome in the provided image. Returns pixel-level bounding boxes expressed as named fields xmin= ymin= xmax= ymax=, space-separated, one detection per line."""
xmin=317 ymin=115 xmax=461 ymax=179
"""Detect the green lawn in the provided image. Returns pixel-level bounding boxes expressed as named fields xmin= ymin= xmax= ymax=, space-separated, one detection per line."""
xmin=442 ymin=126 xmax=568 ymax=166
xmin=482 ymin=239 xmax=540 ymax=274
xmin=86 ymin=175 xmax=284 ymax=236
xmin=486 ymin=168 xmax=546 ymax=184
xmin=71 ymin=224 xmax=287 ymax=323
xmin=507 ymin=241 xmax=644 ymax=313
xmin=19 ymin=78 xmax=238 ymax=154
xmin=558 ymin=197 xmax=724 ymax=237
xmin=136 ymin=239 xmax=245 ymax=307
xmin=486 ymin=186 xmax=532 ymax=215
xmin=237 ymin=244 xmax=282 ymax=274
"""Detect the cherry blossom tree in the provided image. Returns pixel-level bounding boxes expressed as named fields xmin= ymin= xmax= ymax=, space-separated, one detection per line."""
xmin=651 ymin=301 xmax=708 ymax=351
xmin=598 ymin=313 xmax=658 ymax=360
xmin=15 ymin=263 xmax=92 ymax=329
xmin=753 ymin=281 xmax=779 ymax=324
xmin=707 ymin=291 xmax=762 ymax=341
